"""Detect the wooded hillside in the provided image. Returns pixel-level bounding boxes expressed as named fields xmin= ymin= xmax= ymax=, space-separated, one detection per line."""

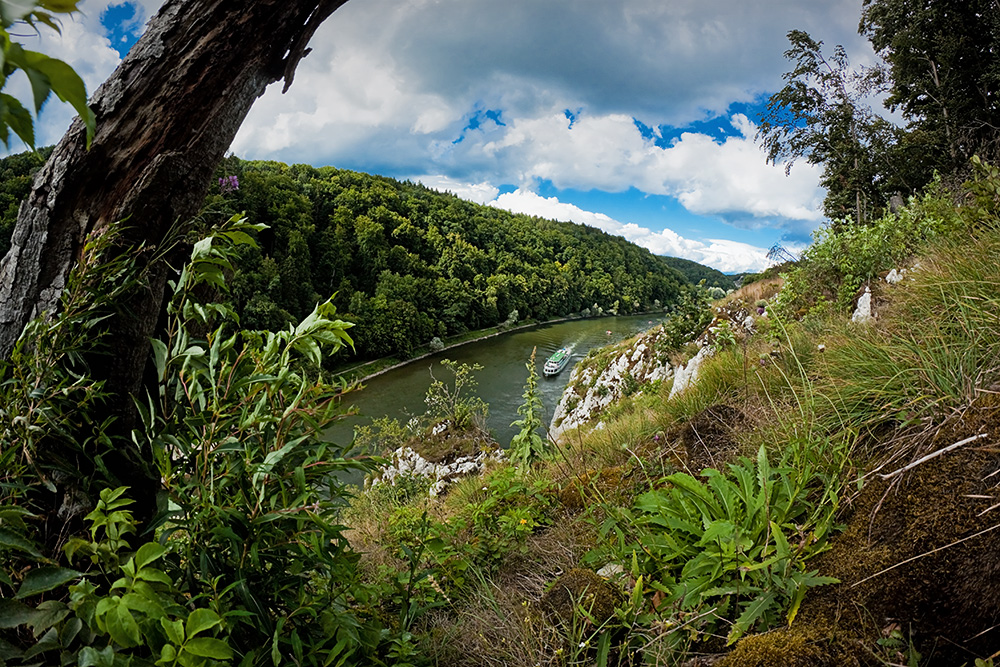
xmin=201 ymin=157 xmax=686 ymax=360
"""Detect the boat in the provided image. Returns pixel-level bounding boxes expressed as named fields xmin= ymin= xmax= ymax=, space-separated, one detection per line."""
xmin=543 ymin=348 xmax=572 ymax=376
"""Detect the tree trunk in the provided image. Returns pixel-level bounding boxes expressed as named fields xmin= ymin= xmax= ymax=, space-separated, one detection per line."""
xmin=0 ymin=0 xmax=348 ymax=525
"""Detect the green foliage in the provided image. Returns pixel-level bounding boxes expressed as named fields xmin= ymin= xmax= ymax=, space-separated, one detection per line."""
xmin=0 ymin=0 xmax=95 ymax=149
xmin=508 ymin=348 xmax=548 ymax=469
xmin=423 ymin=359 xmax=488 ymax=430
xmin=592 ymin=445 xmax=840 ymax=647
xmin=821 ymin=214 xmax=1000 ymax=432
xmin=0 ymin=147 xmax=48 ymax=255
xmin=655 ymin=285 xmax=714 ymax=356
xmin=660 ymin=256 xmax=734 ymax=290
xmin=0 ymin=222 xmax=150 ymax=542
xmin=131 ymin=214 xmax=379 ymax=666
xmin=0 ymin=487 xmax=231 ymax=667
xmin=861 ymin=0 xmax=1000 ymax=173
xmin=773 ymin=177 xmax=968 ymax=318
xmin=758 ymin=30 xmax=903 ymax=223
xmin=202 ymin=158 xmax=685 ymax=361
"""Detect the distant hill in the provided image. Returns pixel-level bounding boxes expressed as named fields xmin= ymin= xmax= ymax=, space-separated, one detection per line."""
xmin=660 ymin=256 xmax=735 ymax=289
xmin=0 ymin=151 xmax=688 ymax=363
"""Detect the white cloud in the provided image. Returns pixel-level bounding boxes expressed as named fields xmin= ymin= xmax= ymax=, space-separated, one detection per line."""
xmin=414 ymin=175 xmax=499 ymax=204
xmin=473 ymin=111 xmax=825 ymax=231
xmin=489 ymin=189 xmax=770 ymax=273
xmin=18 ymin=0 xmax=873 ymax=249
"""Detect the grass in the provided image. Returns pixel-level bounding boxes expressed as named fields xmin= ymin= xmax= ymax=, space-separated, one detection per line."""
xmin=340 ymin=183 xmax=1000 ymax=664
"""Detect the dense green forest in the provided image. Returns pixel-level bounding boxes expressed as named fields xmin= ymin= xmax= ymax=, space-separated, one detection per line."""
xmin=0 ymin=152 xmax=686 ymax=361
xmin=659 ymin=255 xmax=735 ymax=289
xmin=205 ymin=157 xmax=685 ymax=359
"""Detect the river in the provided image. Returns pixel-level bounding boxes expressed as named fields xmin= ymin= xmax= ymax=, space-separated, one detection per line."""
xmin=326 ymin=314 xmax=661 ymax=450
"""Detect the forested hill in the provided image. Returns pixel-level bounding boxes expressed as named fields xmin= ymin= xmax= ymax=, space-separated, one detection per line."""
xmin=204 ymin=158 xmax=685 ymax=359
xmin=0 ymin=151 xmax=685 ymax=361
xmin=660 ymin=255 xmax=734 ymax=289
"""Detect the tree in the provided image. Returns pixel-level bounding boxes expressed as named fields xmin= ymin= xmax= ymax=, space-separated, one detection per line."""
xmin=860 ymin=0 xmax=1000 ymax=174
xmin=0 ymin=0 xmax=350 ymax=522
xmin=757 ymin=30 xmax=904 ymax=224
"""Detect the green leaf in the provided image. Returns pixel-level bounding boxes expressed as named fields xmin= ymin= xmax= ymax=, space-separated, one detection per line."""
xmin=78 ymin=645 xmax=115 ymax=667
xmin=184 ymin=636 xmax=233 ymax=660
xmin=159 ymin=643 xmax=178 ymax=664
xmin=133 ymin=542 xmax=167 ymax=570
xmin=27 ymin=599 xmax=69 ymax=636
xmin=185 ymin=608 xmax=222 ymax=638
xmin=121 ymin=592 xmax=166 ymax=618
xmin=16 ymin=567 xmax=81 ymax=598
xmin=134 ymin=566 xmax=172 ymax=586
xmin=0 ymin=0 xmax=37 ymax=26
xmin=727 ymin=591 xmax=777 ymax=645
xmin=161 ymin=617 xmax=185 ymax=645
xmin=697 ymin=520 xmax=739 ymax=547
xmin=105 ymin=601 xmax=140 ymax=647
xmin=0 ymin=526 xmax=44 ymax=559
xmin=0 ymin=598 xmax=37 ymax=628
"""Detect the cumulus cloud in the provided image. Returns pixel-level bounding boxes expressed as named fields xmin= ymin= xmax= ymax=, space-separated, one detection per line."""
xmin=472 ymin=111 xmax=825 ymax=232
xmin=489 ymin=189 xmax=770 ymax=274
xmin=414 ymin=175 xmax=499 ymax=204
xmin=230 ymin=0 xmax=860 ymax=233
xmin=17 ymin=0 xmax=872 ymax=249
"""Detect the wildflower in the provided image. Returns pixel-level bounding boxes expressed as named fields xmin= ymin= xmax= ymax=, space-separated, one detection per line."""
xmin=219 ymin=174 xmax=239 ymax=193
xmin=519 ymin=518 xmax=527 ymax=525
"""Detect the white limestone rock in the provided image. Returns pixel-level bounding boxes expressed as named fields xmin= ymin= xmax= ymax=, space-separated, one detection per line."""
xmin=669 ymin=345 xmax=711 ymax=399
xmin=851 ymin=286 xmax=873 ymax=323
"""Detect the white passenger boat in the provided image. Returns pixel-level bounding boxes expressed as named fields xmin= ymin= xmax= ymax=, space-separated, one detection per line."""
xmin=543 ymin=348 xmax=572 ymax=376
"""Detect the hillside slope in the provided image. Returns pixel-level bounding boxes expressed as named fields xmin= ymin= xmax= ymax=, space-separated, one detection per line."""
xmin=343 ymin=161 xmax=1000 ymax=665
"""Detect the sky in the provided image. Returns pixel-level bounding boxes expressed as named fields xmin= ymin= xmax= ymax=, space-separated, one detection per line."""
xmin=14 ymin=0 xmax=882 ymax=273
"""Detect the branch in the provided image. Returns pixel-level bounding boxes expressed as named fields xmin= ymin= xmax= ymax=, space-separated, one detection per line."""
xmin=282 ymin=0 xmax=349 ymax=93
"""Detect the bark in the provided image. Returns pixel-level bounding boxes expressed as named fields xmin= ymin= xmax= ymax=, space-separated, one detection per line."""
xmin=0 ymin=0 xmax=348 ymax=523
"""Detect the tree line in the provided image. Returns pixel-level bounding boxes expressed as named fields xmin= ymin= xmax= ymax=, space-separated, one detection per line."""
xmin=759 ymin=0 xmax=1000 ymax=226
xmin=200 ymin=156 xmax=685 ymax=360
xmin=0 ymin=151 xmax=691 ymax=363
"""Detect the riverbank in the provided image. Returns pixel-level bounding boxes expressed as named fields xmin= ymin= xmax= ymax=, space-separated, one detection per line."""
xmin=331 ymin=311 xmax=663 ymax=385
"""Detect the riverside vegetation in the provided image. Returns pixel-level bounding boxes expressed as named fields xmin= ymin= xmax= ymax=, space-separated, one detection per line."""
xmin=3 ymin=0 xmax=1000 ymax=661
xmin=3 ymin=158 xmax=1000 ymax=665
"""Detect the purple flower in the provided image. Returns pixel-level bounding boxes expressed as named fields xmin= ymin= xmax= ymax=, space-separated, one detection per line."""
xmin=219 ymin=175 xmax=239 ymax=193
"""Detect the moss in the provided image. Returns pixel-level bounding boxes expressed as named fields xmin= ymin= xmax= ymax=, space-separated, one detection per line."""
xmin=556 ymin=466 xmax=633 ymax=510
xmin=787 ymin=408 xmax=1000 ymax=662
xmin=717 ymin=629 xmax=827 ymax=667
xmin=540 ymin=568 xmax=623 ymax=627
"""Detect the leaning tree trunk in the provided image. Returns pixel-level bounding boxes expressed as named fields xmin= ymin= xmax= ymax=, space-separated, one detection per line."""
xmin=0 ymin=0 xmax=348 ymax=527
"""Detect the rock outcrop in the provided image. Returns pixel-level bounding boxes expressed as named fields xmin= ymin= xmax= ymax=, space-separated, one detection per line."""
xmin=371 ymin=444 xmax=505 ymax=497
xmin=549 ymin=327 xmax=675 ymax=442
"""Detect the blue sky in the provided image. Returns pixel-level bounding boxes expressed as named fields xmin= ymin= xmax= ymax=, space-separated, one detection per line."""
xmin=25 ymin=0 xmax=882 ymax=273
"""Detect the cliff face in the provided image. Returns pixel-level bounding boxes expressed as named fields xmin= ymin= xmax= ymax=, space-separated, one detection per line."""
xmin=549 ymin=326 xmax=675 ymax=442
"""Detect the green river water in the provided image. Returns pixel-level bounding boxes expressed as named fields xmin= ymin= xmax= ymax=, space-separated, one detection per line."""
xmin=327 ymin=314 xmax=661 ymax=450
